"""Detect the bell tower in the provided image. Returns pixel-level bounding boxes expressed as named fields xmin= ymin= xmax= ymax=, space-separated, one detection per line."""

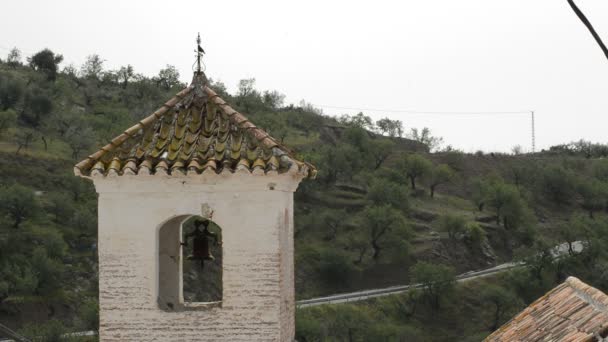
xmin=74 ymin=40 xmax=315 ymax=341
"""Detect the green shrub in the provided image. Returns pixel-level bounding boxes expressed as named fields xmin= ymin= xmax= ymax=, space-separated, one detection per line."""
xmin=0 ymin=183 xmax=41 ymax=228
xmin=366 ymin=178 xmax=409 ymax=211
xmin=465 ymin=222 xmax=486 ymax=247
xmin=541 ymin=166 xmax=577 ymax=205
xmin=439 ymin=214 xmax=467 ymax=240
xmin=318 ymin=249 xmax=356 ymax=289
xmin=410 ymin=261 xmax=456 ymax=310
xmin=19 ymin=319 xmax=67 ymax=342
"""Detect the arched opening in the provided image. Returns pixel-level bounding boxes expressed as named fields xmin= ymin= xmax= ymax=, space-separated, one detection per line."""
xmin=181 ymin=216 xmax=223 ymax=303
xmin=157 ymin=215 xmax=222 ymax=311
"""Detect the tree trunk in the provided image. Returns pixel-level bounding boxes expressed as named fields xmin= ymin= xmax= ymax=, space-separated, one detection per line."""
xmin=354 ymin=248 xmax=366 ymax=265
xmin=41 ymin=136 xmax=48 ymax=151
xmin=432 ymin=294 xmax=440 ymax=311
xmin=13 ymin=216 xmax=22 ymax=229
xmin=408 ymin=298 xmax=418 ymax=317
xmin=491 ymin=305 xmax=501 ymax=331
xmin=375 ymin=159 xmax=382 ymax=170
xmin=326 ymin=224 xmax=338 ymax=241
xmin=371 ymin=240 xmax=381 ymax=260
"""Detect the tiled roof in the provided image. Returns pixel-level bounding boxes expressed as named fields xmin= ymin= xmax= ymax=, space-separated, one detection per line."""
xmin=74 ymin=73 xmax=316 ymax=179
xmin=485 ymin=277 xmax=608 ymax=342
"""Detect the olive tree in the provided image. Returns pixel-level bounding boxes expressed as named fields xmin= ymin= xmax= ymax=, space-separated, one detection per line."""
xmin=429 ymin=164 xmax=455 ymax=198
xmin=28 ymin=49 xmax=63 ymax=81
xmin=410 ymin=261 xmax=456 ymax=310
xmin=481 ymin=285 xmax=520 ymax=331
xmin=376 ymin=117 xmax=403 ymax=137
xmin=399 ymin=154 xmax=432 ymax=190
xmin=366 ymin=178 xmax=409 ymax=211
xmin=578 ymin=178 xmax=607 ymax=219
xmin=0 ymin=109 xmax=17 ymax=136
xmin=0 ymin=184 xmax=41 ymax=228
xmin=439 ymin=214 xmax=467 ymax=240
xmin=369 ymin=139 xmax=395 ymax=169
xmin=80 ymin=54 xmax=104 ymax=80
xmin=407 ymin=127 xmax=443 ymax=151
xmin=6 ymin=47 xmax=22 ymax=68
xmin=0 ymin=75 xmax=24 ymax=110
xmin=117 ymin=64 xmax=135 ymax=88
xmin=359 ymin=205 xmax=409 ymax=260
xmin=156 ymin=64 xmax=182 ymax=90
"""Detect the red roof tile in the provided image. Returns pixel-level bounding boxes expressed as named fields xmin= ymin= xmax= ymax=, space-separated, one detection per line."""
xmin=485 ymin=277 xmax=608 ymax=342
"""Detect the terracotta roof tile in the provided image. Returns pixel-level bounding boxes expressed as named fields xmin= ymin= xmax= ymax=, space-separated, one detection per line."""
xmin=74 ymin=72 xmax=315 ymax=179
xmin=485 ymin=277 xmax=608 ymax=342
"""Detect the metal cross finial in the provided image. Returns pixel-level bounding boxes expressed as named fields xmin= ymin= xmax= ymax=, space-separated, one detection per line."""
xmin=195 ymin=33 xmax=205 ymax=73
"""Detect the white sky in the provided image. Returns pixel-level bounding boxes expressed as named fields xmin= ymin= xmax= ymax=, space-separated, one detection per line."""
xmin=1 ymin=0 xmax=607 ymax=152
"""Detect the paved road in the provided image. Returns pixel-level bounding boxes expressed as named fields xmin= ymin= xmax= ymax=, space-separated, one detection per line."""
xmin=0 ymin=261 xmax=520 ymax=340
xmin=296 ymin=241 xmax=583 ymax=308
xmin=296 ymin=262 xmax=520 ymax=308
xmin=0 ymin=323 xmax=30 ymax=342
xmin=0 ymin=243 xmax=583 ymax=340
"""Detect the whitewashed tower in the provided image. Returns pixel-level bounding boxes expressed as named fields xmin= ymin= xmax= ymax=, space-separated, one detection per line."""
xmin=74 ymin=41 xmax=315 ymax=341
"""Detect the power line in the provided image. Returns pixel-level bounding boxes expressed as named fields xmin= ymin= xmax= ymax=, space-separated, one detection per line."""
xmin=313 ymin=103 xmax=537 ymax=152
xmin=312 ymin=103 xmax=531 ymax=116
xmin=0 ymin=44 xmax=22 ymax=52
xmin=0 ymin=44 xmax=36 ymax=57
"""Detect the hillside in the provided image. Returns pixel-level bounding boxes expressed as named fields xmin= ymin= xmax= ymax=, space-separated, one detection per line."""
xmin=1 ymin=50 xmax=608 ymax=340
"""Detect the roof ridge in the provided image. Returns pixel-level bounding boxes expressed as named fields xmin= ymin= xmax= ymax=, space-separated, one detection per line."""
xmin=485 ymin=277 xmax=608 ymax=341
xmin=203 ymin=86 xmax=316 ymax=178
xmin=204 ymin=86 xmax=290 ymax=153
xmin=566 ymin=277 xmax=608 ymax=313
xmin=73 ymin=74 xmax=316 ymax=179
xmin=74 ymin=85 xmax=194 ymax=176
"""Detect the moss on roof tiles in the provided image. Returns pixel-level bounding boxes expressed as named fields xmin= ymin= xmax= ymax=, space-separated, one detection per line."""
xmin=74 ymin=72 xmax=315 ymax=179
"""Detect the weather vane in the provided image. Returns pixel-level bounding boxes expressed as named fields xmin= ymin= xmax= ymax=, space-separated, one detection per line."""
xmin=195 ymin=33 xmax=205 ymax=73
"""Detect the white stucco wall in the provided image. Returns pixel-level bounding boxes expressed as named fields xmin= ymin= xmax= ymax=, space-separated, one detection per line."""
xmin=92 ymin=173 xmax=301 ymax=341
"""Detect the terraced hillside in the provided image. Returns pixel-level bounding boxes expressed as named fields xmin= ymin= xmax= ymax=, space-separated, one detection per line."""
xmin=2 ymin=55 xmax=608 ymax=340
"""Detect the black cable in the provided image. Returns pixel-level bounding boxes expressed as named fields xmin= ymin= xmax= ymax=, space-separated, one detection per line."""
xmin=313 ymin=104 xmax=531 ymax=116
xmin=567 ymin=0 xmax=608 ymax=61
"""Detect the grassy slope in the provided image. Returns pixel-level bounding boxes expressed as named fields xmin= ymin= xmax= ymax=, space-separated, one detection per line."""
xmin=294 ymin=150 xmax=593 ymax=298
xmin=0 ymin=63 xmax=600 ymax=338
xmin=296 ymin=273 xmax=521 ymax=342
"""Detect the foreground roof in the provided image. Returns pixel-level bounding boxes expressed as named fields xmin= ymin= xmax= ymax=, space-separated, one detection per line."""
xmin=486 ymin=277 xmax=608 ymax=342
xmin=74 ymin=73 xmax=315 ymax=179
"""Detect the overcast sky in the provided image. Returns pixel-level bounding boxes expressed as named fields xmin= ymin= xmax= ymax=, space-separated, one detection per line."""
xmin=1 ymin=0 xmax=607 ymax=152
